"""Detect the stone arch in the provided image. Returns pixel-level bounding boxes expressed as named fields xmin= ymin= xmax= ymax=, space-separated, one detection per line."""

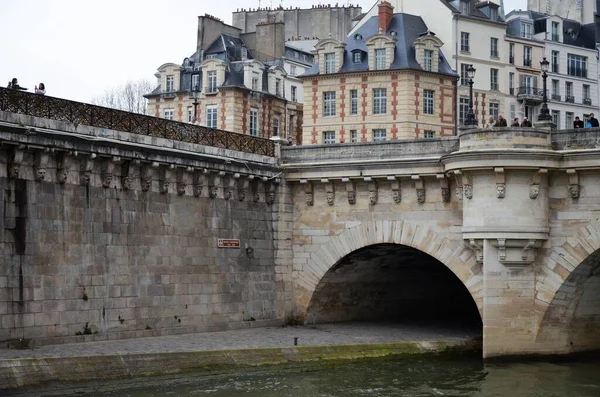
xmin=535 ymin=219 xmax=600 ymax=351
xmin=293 ymin=220 xmax=483 ymax=322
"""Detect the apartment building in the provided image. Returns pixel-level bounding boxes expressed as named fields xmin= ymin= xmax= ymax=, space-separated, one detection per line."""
xmin=506 ymin=10 xmax=599 ymax=128
xmin=299 ymin=2 xmax=458 ymax=144
xmin=145 ymin=15 xmax=312 ymax=141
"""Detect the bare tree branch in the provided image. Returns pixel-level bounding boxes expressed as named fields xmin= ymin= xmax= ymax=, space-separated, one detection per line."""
xmin=91 ymin=79 xmax=154 ymax=114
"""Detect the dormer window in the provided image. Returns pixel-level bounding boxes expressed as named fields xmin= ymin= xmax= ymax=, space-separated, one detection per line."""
xmin=353 ymin=51 xmax=362 ymax=64
xmin=489 ymin=7 xmax=498 ymax=21
xmin=552 ymin=21 xmax=560 ymax=41
xmin=325 ymin=53 xmax=336 ymax=73
xmin=460 ymin=0 xmax=470 ymax=15
xmin=424 ymin=50 xmax=433 ymax=71
xmin=166 ymin=75 xmax=174 ymax=92
xmin=375 ymin=49 xmax=386 ymax=70
xmin=207 ymin=71 xmax=217 ymax=93
xmin=521 ymin=22 xmax=532 ymax=39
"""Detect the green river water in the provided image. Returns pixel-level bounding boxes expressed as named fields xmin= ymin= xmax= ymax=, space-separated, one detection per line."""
xmin=83 ymin=356 xmax=600 ymax=397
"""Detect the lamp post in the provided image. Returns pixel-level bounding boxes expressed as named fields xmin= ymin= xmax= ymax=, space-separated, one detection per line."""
xmin=464 ymin=65 xmax=478 ymax=126
xmin=192 ymin=89 xmax=200 ymax=124
xmin=537 ymin=57 xmax=552 ymax=122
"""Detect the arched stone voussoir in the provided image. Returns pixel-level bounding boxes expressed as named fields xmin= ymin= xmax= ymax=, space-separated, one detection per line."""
xmin=299 ymin=221 xmax=481 ymax=315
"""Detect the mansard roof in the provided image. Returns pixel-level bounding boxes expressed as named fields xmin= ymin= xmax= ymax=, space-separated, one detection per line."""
xmin=303 ymin=12 xmax=456 ymax=77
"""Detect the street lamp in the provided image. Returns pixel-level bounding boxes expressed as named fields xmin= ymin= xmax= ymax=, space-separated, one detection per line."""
xmin=464 ymin=65 xmax=478 ymax=126
xmin=192 ymin=78 xmax=200 ymax=124
xmin=538 ymin=57 xmax=552 ymax=122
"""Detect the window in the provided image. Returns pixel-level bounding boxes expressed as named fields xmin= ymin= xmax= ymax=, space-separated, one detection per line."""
xmin=509 ymin=43 xmax=514 ymax=64
xmin=249 ymin=108 xmax=259 ymax=136
xmin=350 ymin=89 xmax=358 ymax=115
xmin=490 ymin=7 xmax=498 ymax=20
xmin=323 ymin=131 xmax=336 ymax=144
xmin=207 ymin=71 xmax=217 ymax=93
xmin=372 ymin=129 xmax=386 ymax=141
xmin=552 ymin=110 xmax=560 ymax=126
xmin=489 ymin=101 xmax=499 ymax=120
xmin=291 ymin=86 xmax=297 ymax=102
xmin=551 ymin=51 xmax=559 ymax=73
xmin=275 ymin=78 xmax=281 ymax=96
xmin=166 ymin=75 xmax=174 ymax=92
xmin=510 ymin=103 xmax=516 ymax=120
xmin=459 ymin=97 xmax=470 ymax=123
xmin=521 ymin=22 xmax=532 ymax=39
xmin=373 ymin=88 xmax=387 ymax=115
xmin=323 ymin=91 xmax=336 ymax=116
xmin=353 ymin=51 xmax=362 ymax=63
xmin=551 ymin=79 xmax=559 ymax=100
xmin=520 ymin=74 xmax=537 ymax=95
xmin=252 ymin=74 xmax=259 ymax=91
xmin=460 ymin=63 xmax=472 ymax=86
xmin=191 ymin=74 xmax=200 ymax=91
xmin=325 ymin=53 xmax=335 ymax=73
xmin=423 ymin=130 xmax=435 ymax=138
xmin=509 ymin=72 xmax=515 ymax=95
xmin=566 ymin=81 xmax=574 ymax=102
xmin=423 ymin=89 xmax=434 ymax=115
xmin=375 ymin=49 xmax=386 ymax=70
xmin=490 ymin=38 xmax=498 ymax=58
xmin=206 ymin=105 xmax=217 ymax=128
xmin=551 ymin=22 xmax=559 ymax=41
xmin=290 ymin=65 xmax=297 ymax=76
xmin=164 ymin=108 xmax=174 ymax=120
xmin=460 ymin=0 xmax=470 ymax=14
xmin=350 ymin=129 xmax=358 ymax=143
xmin=523 ymin=47 xmax=532 ymax=67
xmin=567 ymin=54 xmax=587 ymax=78
xmin=566 ymin=112 xmax=574 ymax=128
xmin=460 ymin=32 xmax=470 ymax=52
xmin=424 ymin=50 xmax=433 ymax=71
xmin=583 ymin=84 xmax=591 ymax=104
xmin=490 ymin=69 xmax=499 ymax=91
xmin=273 ymin=116 xmax=280 ymax=136
xmin=187 ymin=106 xmax=193 ymax=123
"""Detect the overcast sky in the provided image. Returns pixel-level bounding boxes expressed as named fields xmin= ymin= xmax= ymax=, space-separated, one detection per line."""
xmin=0 ymin=0 xmax=526 ymax=103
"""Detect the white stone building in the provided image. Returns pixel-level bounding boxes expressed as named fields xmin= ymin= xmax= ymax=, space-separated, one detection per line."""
xmin=506 ymin=10 xmax=600 ymax=128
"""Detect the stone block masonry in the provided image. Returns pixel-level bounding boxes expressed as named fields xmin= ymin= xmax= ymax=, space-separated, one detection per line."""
xmin=0 ymin=112 xmax=291 ymax=347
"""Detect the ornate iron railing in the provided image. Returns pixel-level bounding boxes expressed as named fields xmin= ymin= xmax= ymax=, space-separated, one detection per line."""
xmin=0 ymin=87 xmax=275 ymax=157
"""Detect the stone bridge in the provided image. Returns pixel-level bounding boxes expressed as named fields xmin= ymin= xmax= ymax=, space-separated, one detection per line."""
xmin=1 ymin=91 xmax=600 ymax=359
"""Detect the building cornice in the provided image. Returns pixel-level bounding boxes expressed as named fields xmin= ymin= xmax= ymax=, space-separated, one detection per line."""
xmin=299 ymin=68 xmax=458 ymax=81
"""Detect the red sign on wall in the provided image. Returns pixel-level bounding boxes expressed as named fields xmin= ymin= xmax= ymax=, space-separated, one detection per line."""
xmin=218 ymin=239 xmax=241 ymax=248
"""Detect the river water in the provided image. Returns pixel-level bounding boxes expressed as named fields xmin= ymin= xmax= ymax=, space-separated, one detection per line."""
xmin=91 ymin=356 xmax=600 ymax=397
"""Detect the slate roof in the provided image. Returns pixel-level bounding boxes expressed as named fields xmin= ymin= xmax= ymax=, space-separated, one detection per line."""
xmin=302 ymin=13 xmax=457 ymax=78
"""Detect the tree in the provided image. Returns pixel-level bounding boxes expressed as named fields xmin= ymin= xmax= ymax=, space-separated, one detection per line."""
xmin=91 ymin=79 xmax=154 ymax=115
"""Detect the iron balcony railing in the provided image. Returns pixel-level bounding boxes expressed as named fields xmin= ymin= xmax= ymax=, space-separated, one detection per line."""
xmin=551 ymin=94 xmax=562 ymax=101
xmin=565 ymin=95 xmax=575 ymax=103
xmin=517 ymin=86 xmax=545 ymax=101
xmin=584 ymin=97 xmax=592 ymax=105
xmin=0 ymin=87 xmax=275 ymax=157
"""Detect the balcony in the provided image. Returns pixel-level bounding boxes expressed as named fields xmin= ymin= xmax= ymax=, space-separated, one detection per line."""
xmin=584 ymin=98 xmax=592 ymax=106
xmin=523 ymin=59 xmax=532 ymax=67
xmin=517 ymin=86 xmax=545 ymax=103
xmin=565 ymin=95 xmax=575 ymax=103
xmin=551 ymin=94 xmax=561 ymax=101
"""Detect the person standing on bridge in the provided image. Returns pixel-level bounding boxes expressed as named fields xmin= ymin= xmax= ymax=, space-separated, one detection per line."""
xmin=35 ymin=83 xmax=46 ymax=95
xmin=587 ymin=113 xmax=599 ymax=127
xmin=521 ymin=117 xmax=532 ymax=127
xmin=511 ymin=117 xmax=520 ymax=127
xmin=494 ymin=114 xmax=507 ymax=127
xmin=574 ymin=116 xmax=584 ymax=128
xmin=7 ymin=78 xmax=26 ymax=91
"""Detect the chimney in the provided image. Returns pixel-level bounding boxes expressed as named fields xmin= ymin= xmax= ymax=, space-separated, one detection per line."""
xmin=378 ymin=1 xmax=394 ymax=33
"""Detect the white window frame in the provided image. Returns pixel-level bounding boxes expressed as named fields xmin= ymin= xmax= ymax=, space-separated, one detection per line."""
xmin=353 ymin=51 xmax=361 ymax=64
xmin=205 ymin=105 xmax=217 ymax=128
xmin=323 ymin=131 xmax=336 ymax=144
xmin=207 ymin=71 xmax=217 ymax=93
xmin=374 ymin=48 xmax=386 ymax=70
xmin=490 ymin=38 xmax=498 ymax=58
xmin=290 ymin=65 xmax=297 ymax=76
xmin=350 ymin=89 xmax=358 ymax=115
xmin=459 ymin=97 xmax=469 ymax=123
xmin=372 ymin=129 xmax=386 ymax=142
xmin=489 ymin=101 xmax=499 ymax=120
xmin=460 ymin=32 xmax=470 ymax=52
xmin=291 ymin=85 xmax=297 ymax=102
xmin=187 ymin=106 xmax=193 ymax=123
xmin=373 ymin=88 xmax=387 ymax=115
xmin=423 ymin=89 xmax=434 ymax=115
xmin=164 ymin=108 xmax=174 ymax=120
xmin=490 ymin=68 xmax=499 ymax=91
xmin=323 ymin=91 xmax=336 ymax=117
xmin=166 ymin=75 xmax=174 ymax=92
xmin=350 ymin=129 xmax=358 ymax=143
xmin=567 ymin=54 xmax=587 ymax=78
xmin=273 ymin=115 xmax=280 ymax=136
xmin=423 ymin=130 xmax=435 ymax=139
xmin=325 ymin=53 xmax=335 ymax=73
xmin=566 ymin=112 xmax=574 ymax=128
xmin=523 ymin=46 xmax=532 ymax=66
xmin=191 ymin=74 xmax=200 ymax=91
xmin=250 ymin=108 xmax=259 ymax=136
xmin=424 ymin=50 xmax=433 ymax=71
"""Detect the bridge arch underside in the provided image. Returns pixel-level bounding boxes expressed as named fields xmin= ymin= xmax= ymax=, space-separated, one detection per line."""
xmin=538 ymin=249 xmax=600 ymax=353
xmin=306 ymin=243 xmax=482 ymax=333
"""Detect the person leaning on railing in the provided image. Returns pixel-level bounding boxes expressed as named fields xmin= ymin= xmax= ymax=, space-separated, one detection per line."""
xmin=6 ymin=77 xmax=26 ymax=91
xmin=35 ymin=82 xmax=46 ymax=95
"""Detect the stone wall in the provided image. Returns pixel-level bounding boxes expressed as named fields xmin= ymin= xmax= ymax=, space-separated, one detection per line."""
xmin=0 ymin=113 xmax=288 ymax=346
